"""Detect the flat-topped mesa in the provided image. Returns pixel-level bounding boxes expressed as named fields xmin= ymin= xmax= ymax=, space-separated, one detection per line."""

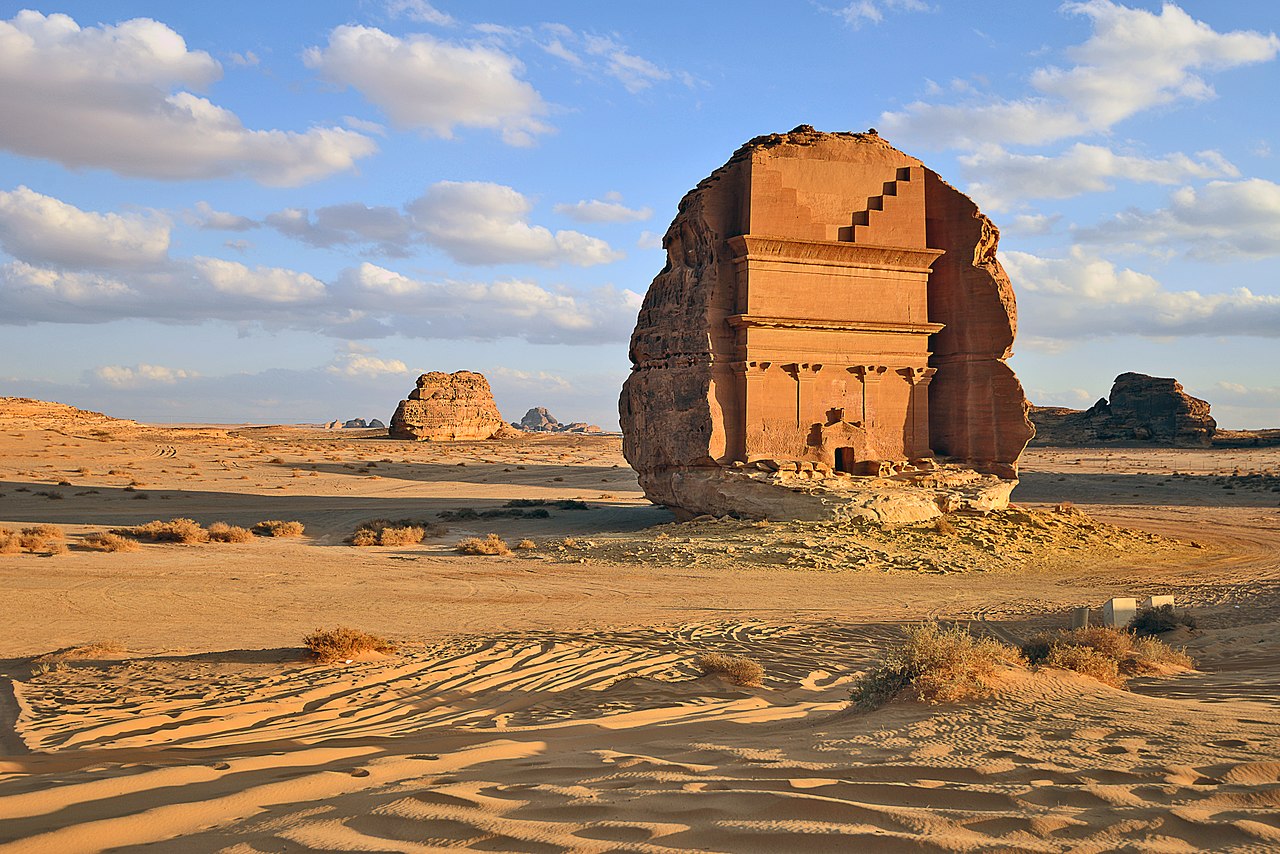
xmin=390 ymin=371 xmax=515 ymax=441
xmin=1031 ymin=372 xmax=1216 ymax=447
xmin=619 ymin=126 xmax=1034 ymax=522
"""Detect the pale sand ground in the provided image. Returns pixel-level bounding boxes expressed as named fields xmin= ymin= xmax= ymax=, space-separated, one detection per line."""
xmin=1 ymin=402 xmax=1279 ymax=852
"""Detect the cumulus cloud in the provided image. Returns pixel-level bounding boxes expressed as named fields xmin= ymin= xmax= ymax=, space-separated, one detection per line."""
xmin=325 ymin=352 xmax=409 ymax=377
xmin=304 ymin=25 xmax=550 ymax=146
xmin=409 ymin=181 xmax=623 ymax=266
xmin=835 ymin=0 xmax=930 ymax=28
xmin=0 ymin=186 xmax=170 ymax=269
xmin=265 ymin=204 xmax=414 ymax=257
xmin=194 ymin=257 xmax=326 ymax=304
xmin=553 ymin=192 xmax=652 ymax=223
xmin=187 ymin=200 xmax=257 ymax=232
xmin=961 ymin=144 xmax=1238 ymax=211
xmin=0 ymin=10 xmax=376 ymax=184
xmin=881 ymin=2 xmax=1279 ymax=148
xmin=93 ymin=363 xmax=197 ymax=386
xmin=1073 ymin=178 xmax=1280 ymax=260
xmin=1004 ymin=246 xmax=1280 ymax=339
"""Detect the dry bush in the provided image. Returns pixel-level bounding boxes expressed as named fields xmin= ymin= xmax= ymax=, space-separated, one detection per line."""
xmin=252 ymin=519 xmax=305 ymax=538
xmin=1023 ymin=626 xmax=1193 ymax=686
xmin=695 ymin=652 xmax=765 ymax=686
xmin=0 ymin=529 xmax=22 ymax=554
xmin=46 ymin=541 xmax=69 ymax=556
xmin=208 ymin=522 xmax=253 ymax=543
xmin=1130 ymin=604 xmax=1197 ymax=636
xmin=515 ymin=538 xmax=537 ymax=550
xmin=931 ymin=515 xmax=956 ymax=535
xmin=80 ymin=532 xmax=141 ymax=552
xmin=1130 ymin=636 xmax=1194 ymax=673
xmin=118 ymin=518 xmax=209 ymax=544
xmin=303 ymin=627 xmax=395 ymax=663
xmin=1043 ymin=644 xmax=1124 ymax=688
xmin=850 ymin=623 xmax=1024 ymax=711
xmin=349 ymin=518 xmax=445 ymax=546
xmin=455 ymin=533 xmax=511 ymax=555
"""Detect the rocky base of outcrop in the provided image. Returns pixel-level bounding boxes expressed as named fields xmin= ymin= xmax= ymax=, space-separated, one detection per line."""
xmin=641 ymin=462 xmax=1015 ymax=525
xmin=1031 ymin=372 xmax=1216 ymax=447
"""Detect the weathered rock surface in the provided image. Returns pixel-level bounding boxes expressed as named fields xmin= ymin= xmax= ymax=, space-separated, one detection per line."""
xmin=390 ymin=371 xmax=515 ymax=441
xmin=515 ymin=407 xmax=603 ymax=434
xmin=1031 ymin=373 xmax=1216 ymax=446
xmin=619 ymin=126 xmax=1032 ymax=521
xmin=343 ymin=418 xmax=368 ymax=429
xmin=368 ymin=418 xmax=386 ymax=429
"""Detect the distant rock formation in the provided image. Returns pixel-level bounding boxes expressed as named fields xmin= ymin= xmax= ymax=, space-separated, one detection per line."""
xmin=390 ymin=371 xmax=516 ymax=441
xmin=324 ymin=420 xmax=342 ymax=430
xmin=1031 ymin=373 xmax=1216 ymax=446
xmin=515 ymin=407 xmax=603 ymax=434
xmin=368 ymin=418 xmax=386 ymax=429
xmin=618 ymin=126 xmax=1031 ymax=521
xmin=343 ymin=418 xmax=368 ymax=429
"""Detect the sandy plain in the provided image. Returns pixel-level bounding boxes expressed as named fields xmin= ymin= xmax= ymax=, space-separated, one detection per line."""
xmin=1 ymin=399 xmax=1279 ymax=852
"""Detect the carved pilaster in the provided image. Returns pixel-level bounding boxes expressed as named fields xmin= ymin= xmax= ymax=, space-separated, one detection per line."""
xmin=849 ymin=365 xmax=887 ymax=427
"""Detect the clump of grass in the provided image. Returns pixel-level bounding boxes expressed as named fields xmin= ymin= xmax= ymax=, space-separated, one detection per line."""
xmin=515 ymin=538 xmax=537 ymax=550
xmin=18 ymin=525 xmax=65 ymax=553
xmin=1129 ymin=604 xmax=1197 ymax=636
xmin=115 ymin=518 xmax=209 ymax=544
xmin=0 ymin=529 xmax=23 ymax=554
xmin=208 ymin=522 xmax=253 ymax=543
xmin=1022 ymin=626 xmax=1193 ymax=686
xmin=931 ymin=515 xmax=956 ymax=535
xmin=850 ymin=623 xmax=1025 ymax=711
xmin=252 ymin=520 xmax=305 ymax=538
xmin=349 ymin=519 xmax=445 ymax=546
xmin=303 ymin=627 xmax=395 ymax=663
xmin=455 ymin=534 xmax=511 ymax=555
xmin=80 ymin=532 xmax=141 ymax=552
xmin=694 ymin=652 xmax=764 ymax=686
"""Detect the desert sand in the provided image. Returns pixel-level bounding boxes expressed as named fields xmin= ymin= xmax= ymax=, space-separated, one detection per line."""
xmin=2 ymin=399 xmax=1280 ymax=852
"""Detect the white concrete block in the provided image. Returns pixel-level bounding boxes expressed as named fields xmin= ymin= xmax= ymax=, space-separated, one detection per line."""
xmin=1103 ymin=597 xmax=1138 ymax=628
xmin=1143 ymin=595 xmax=1175 ymax=610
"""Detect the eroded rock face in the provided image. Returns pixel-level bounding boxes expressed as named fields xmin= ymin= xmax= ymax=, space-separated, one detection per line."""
xmin=390 ymin=371 xmax=513 ymax=441
xmin=518 ymin=407 xmax=561 ymax=431
xmin=1031 ymin=373 xmax=1216 ymax=446
xmin=619 ymin=126 xmax=1033 ymax=519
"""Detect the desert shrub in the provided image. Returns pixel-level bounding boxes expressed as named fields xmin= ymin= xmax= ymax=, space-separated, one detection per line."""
xmin=303 ymin=627 xmax=395 ymax=663
xmin=80 ymin=532 xmax=141 ymax=552
xmin=504 ymin=498 xmax=590 ymax=511
xmin=932 ymin=515 xmax=956 ymax=535
xmin=207 ymin=522 xmax=253 ymax=543
xmin=1043 ymin=644 xmax=1124 ymax=688
xmin=455 ymin=533 xmax=511 ymax=555
xmin=19 ymin=525 xmax=65 ymax=553
xmin=46 ymin=541 xmax=68 ymax=556
xmin=1129 ymin=604 xmax=1197 ymax=636
xmin=252 ymin=519 xmax=305 ymax=537
xmin=850 ymin=623 xmax=1024 ymax=711
xmin=378 ymin=526 xmax=426 ymax=546
xmin=1058 ymin=626 xmax=1134 ymax=660
xmin=695 ymin=652 xmax=764 ymax=686
xmin=117 ymin=518 xmax=209 ymax=544
xmin=515 ymin=538 xmax=537 ymax=550
xmin=1131 ymin=636 xmax=1194 ymax=672
xmin=0 ymin=529 xmax=22 ymax=554
xmin=349 ymin=518 xmax=445 ymax=546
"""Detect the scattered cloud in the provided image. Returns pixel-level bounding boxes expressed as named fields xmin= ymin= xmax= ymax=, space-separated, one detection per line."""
xmin=409 ymin=181 xmax=623 ymax=266
xmin=487 ymin=366 xmax=574 ymax=393
xmin=834 ymin=0 xmax=930 ymax=29
xmin=325 ymin=352 xmax=408 ymax=377
xmin=1073 ymin=178 xmax=1280 ymax=260
xmin=1003 ymin=213 xmax=1062 ymax=236
xmin=194 ymin=257 xmax=326 ymax=304
xmin=187 ymin=200 xmax=258 ymax=232
xmin=582 ymin=34 xmax=669 ymax=93
xmin=0 ymin=186 xmax=170 ymax=269
xmin=1005 ymin=246 xmax=1280 ymax=339
xmin=385 ymin=0 xmax=456 ymax=26
xmin=342 ymin=115 xmax=387 ymax=136
xmin=961 ymin=143 xmax=1238 ymax=211
xmin=304 ymin=24 xmax=550 ymax=146
xmin=226 ymin=50 xmax=259 ymax=67
xmin=881 ymin=1 xmax=1279 ymax=148
xmin=0 ymin=11 xmax=377 ymax=184
xmin=553 ymin=192 xmax=651 ymax=223
xmin=93 ymin=363 xmax=197 ymax=387
xmin=636 ymin=230 xmax=664 ymax=250
xmin=265 ymin=204 xmax=414 ymax=257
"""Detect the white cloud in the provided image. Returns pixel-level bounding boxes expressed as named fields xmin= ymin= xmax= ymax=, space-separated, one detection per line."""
xmin=0 ymin=11 xmax=377 ymax=184
xmin=304 ymin=25 xmax=549 ymax=146
xmin=342 ymin=115 xmax=386 ymax=136
xmin=409 ymin=181 xmax=623 ymax=266
xmin=1003 ymin=213 xmax=1062 ymax=236
xmin=194 ymin=257 xmax=326 ymax=303
xmin=582 ymin=35 xmax=669 ymax=93
xmin=1074 ymin=178 xmax=1280 ymax=260
xmin=385 ymin=0 xmax=456 ymax=26
xmin=881 ymin=1 xmax=1279 ymax=148
xmin=636 ymin=230 xmax=664 ymax=250
xmin=961 ymin=143 xmax=1238 ymax=211
xmin=265 ymin=204 xmax=414 ymax=256
xmin=487 ymin=366 xmax=573 ymax=393
xmin=94 ymin=363 xmax=196 ymax=386
xmin=1005 ymin=246 xmax=1280 ymax=338
xmin=553 ymin=194 xmax=652 ymax=223
xmin=0 ymin=186 xmax=170 ymax=269
xmin=835 ymin=0 xmax=929 ymax=28
xmin=187 ymin=200 xmax=257 ymax=232
xmin=325 ymin=352 xmax=409 ymax=377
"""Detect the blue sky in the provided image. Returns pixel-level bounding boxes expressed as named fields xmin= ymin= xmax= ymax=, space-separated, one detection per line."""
xmin=0 ymin=0 xmax=1277 ymax=428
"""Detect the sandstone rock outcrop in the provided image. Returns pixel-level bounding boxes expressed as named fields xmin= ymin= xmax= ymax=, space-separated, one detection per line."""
xmin=1031 ymin=373 xmax=1216 ymax=446
xmin=515 ymin=407 xmax=603 ymax=434
xmin=390 ymin=371 xmax=514 ymax=441
xmin=619 ymin=126 xmax=1033 ymax=521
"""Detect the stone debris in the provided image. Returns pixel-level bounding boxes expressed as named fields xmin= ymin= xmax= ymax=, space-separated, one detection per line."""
xmin=1031 ymin=372 xmax=1216 ymax=447
xmin=619 ymin=126 xmax=1033 ymax=522
xmin=389 ymin=371 xmax=518 ymax=441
